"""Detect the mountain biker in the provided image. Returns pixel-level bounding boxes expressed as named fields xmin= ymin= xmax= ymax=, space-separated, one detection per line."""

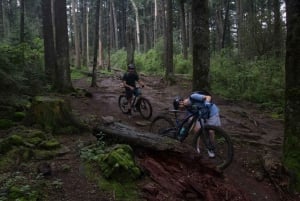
xmin=122 ymin=64 xmax=145 ymax=116
xmin=173 ymin=91 xmax=221 ymax=158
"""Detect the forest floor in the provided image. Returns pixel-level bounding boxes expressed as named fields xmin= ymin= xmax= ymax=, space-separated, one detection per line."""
xmin=4 ymin=71 xmax=299 ymax=201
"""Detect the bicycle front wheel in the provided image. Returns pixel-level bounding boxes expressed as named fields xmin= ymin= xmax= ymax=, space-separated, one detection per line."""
xmin=137 ymin=97 xmax=152 ymax=119
xmin=118 ymin=95 xmax=130 ymax=114
xmin=193 ymin=125 xmax=233 ymax=170
xmin=149 ymin=116 xmax=177 ymax=138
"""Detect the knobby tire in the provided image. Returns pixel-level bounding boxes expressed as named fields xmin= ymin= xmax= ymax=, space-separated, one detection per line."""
xmin=193 ymin=125 xmax=233 ymax=170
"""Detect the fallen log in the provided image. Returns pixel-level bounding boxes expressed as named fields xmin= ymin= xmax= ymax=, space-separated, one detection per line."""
xmin=93 ymin=121 xmax=194 ymax=154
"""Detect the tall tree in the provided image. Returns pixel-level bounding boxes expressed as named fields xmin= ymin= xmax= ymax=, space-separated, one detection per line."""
xmin=91 ymin=0 xmax=100 ymax=87
xmin=72 ymin=0 xmax=81 ymax=69
xmin=20 ymin=0 xmax=24 ymax=43
xmin=54 ymin=0 xmax=73 ymax=92
xmin=273 ymin=0 xmax=282 ymax=57
xmin=192 ymin=0 xmax=210 ymax=91
xmin=130 ymin=0 xmax=141 ymax=52
xmin=41 ymin=0 xmax=56 ymax=84
xmin=284 ymin=0 xmax=300 ymax=191
xmin=164 ymin=0 xmax=174 ymax=78
xmin=179 ymin=0 xmax=188 ymax=59
xmin=0 ymin=0 xmax=3 ymax=40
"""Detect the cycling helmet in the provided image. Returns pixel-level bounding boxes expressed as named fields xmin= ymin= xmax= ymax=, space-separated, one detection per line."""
xmin=173 ymin=96 xmax=182 ymax=110
xmin=128 ymin=63 xmax=135 ymax=70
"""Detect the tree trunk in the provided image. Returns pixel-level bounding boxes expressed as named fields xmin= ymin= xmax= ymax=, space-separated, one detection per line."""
xmin=284 ymin=0 xmax=300 ymax=192
xmin=179 ymin=0 xmax=187 ymax=59
xmin=24 ymin=96 xmax=85 ymax=134
xmin=154 ymin=0 xmax=158 ymax=44
xmin=93 ymin=122 xmax=194 ymax=154
xmin=112 ymin=0 xmax=118 ymax=50
xmin=98 ymin=0 xmax=104 ymax=69
xmin=41 ymin=0 xmax=56 ymax=84
xmin=54 ymin=0 xmax=73 ymax=92
xmin=126 ymin=21 xmax=135 ymax=65
xmin=20 ymin=0 xmax=24 ymax=43
xmin=72 ymin=0 xmax=81 ymax=69
xmin=0 ymin=0 xmax=4 ymax=40
xmin=129 ymin=0 xmax=140 ymax=52
xmin=164 ymin=0 xmax=174 ymax=78
xmin=192 ymin=0 xmax=210 ymax=91
xmin=91 ymin=0 xmax=100 ymax=87
xmin=273 ymin=0 xmax=282 ymax=57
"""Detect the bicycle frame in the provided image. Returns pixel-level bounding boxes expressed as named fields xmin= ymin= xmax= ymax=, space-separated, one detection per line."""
xmin=173 ymin=109 xmax=212 ymax=146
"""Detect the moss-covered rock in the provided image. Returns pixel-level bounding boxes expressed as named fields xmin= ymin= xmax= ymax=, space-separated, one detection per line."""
xmin=98 ymin=144 xmax=141 ymax=182
xmin=13 ymin=111 xmax=26 ymax=121
xmin=0 ymin=118 xmax=14 ymax=129
xmin=0 ymin=127 xmax=66 ymax=171
xmin=39 ymin=139 xmax=61 ymax=149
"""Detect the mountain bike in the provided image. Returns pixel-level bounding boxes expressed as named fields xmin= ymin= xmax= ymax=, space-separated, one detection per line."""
xmin=118 ymin=87 xmax=152 ymax=120
xmin=149 ymin=107 xmax=233 ymax=170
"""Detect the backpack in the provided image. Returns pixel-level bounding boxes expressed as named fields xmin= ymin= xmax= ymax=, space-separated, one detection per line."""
xmin=189 ymin=90 xmax=212 ymax=119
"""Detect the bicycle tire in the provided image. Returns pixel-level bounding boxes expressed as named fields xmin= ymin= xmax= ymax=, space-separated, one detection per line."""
xmin=193 ymin=125 xmax=233 ymax=170
xmin=118 ymin=95 xmax=130 ymax=114
xmin=137 ymin=97 xmax=152 ymax=119
xmin=149 ymin=115 xmax=177 ymax=138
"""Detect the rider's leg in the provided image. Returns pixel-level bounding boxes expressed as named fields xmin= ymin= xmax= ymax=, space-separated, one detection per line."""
xmin=125 ymin=89 xmax=133 ymax=114
xmin=206 ymin=114 xmax=221 ymax=157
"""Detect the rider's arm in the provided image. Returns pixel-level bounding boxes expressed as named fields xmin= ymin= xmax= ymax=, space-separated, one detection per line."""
xmin=138 ymin=80 xmax=145 ymax=88
xmin=123 ymin=80 xmax=134 ymax=90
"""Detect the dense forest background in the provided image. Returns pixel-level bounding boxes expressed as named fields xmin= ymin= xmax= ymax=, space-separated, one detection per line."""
xmin=0 ymin=0 xmax=299 ymax=193
xmin=0 ymin=0 xmax=286 ymax=112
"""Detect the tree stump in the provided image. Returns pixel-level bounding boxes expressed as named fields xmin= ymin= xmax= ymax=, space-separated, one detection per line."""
xmin=24 ymin=96 xmax=85 ymax=133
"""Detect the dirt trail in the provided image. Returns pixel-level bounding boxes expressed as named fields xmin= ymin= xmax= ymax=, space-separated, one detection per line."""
xmin=65 ymin=73 xmax=299 ymax=201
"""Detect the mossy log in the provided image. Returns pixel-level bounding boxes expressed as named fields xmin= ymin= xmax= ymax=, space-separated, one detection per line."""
xmin=24 ymin=96 xmax=85 ymax=133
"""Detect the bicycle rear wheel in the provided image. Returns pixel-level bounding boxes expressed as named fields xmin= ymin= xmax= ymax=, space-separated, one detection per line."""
xmin=137 ymin=97 xmax=152 ymax=119
xmin=193 ymin=125 xmax=233 ymax=170
xmin=118 ymin=95 xmax=130 ymax=114
xmin=149 ymin=116 xmax=177 ymax=138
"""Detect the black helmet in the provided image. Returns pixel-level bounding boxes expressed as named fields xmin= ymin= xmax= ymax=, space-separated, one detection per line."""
xmin=173 ymin=96 xmax=182 ymax=110
xmin=128 ymin=63 xmax=135 ymax=70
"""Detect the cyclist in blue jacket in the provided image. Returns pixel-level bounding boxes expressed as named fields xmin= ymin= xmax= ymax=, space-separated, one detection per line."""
xmin=176 ymin=91 xmax=221 ymax=158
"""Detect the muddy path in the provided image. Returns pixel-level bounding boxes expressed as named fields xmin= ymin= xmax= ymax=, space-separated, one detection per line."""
xmin=65 ymin=73 xmax=298 ymax=201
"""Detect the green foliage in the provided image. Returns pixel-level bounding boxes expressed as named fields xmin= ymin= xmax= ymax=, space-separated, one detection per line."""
xmin=174 ymin=54 xmax=192 ymax=74
xmin=0 ymin=40 xmax=45 ymax=96
xmin=0 ymin=172 xmax=43 ymax=201
xmin=110 ymin=49 xmax=127 ymax=69
xmin=71 ymin=68 xmax=87 ymax=80
xmin=135 ymin=49 xmax=164 ymax=74
xmin=210 ymin=50 xmax=284 ymax=115
xmin=283 ymin=135 xmax=300 ymax=192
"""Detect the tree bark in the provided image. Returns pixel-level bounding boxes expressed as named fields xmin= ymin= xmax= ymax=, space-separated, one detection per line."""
xmin=164 ymin=0 xmax=174 ymax=78
xmin=91 ymin=0 xmax=100 ymax=87
xmin=192 ymin=0 xmax=210 ymax=91
xmin=20 ymin=0 xmax=24 ymax=43
xmin=284 ymin=0 xmax=300 ymax=191
xmin=129 ymin=0 xmax=140 ymax=52
xmin=54 ymin=0 xmax=73 ymax=92
xmin=179 ymin=0 xmax=187 ymax=59
xmin=72 ymin=0 xmax=81 ymax=69
xmin=41 ymin=0 xmax=56 ymax=84
xmin=93 ymin=122 xmax=195 ymax=154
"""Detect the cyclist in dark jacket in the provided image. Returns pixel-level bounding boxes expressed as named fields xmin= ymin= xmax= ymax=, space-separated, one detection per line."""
xmin=122 ymin=64 xmax=144 ymax=115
